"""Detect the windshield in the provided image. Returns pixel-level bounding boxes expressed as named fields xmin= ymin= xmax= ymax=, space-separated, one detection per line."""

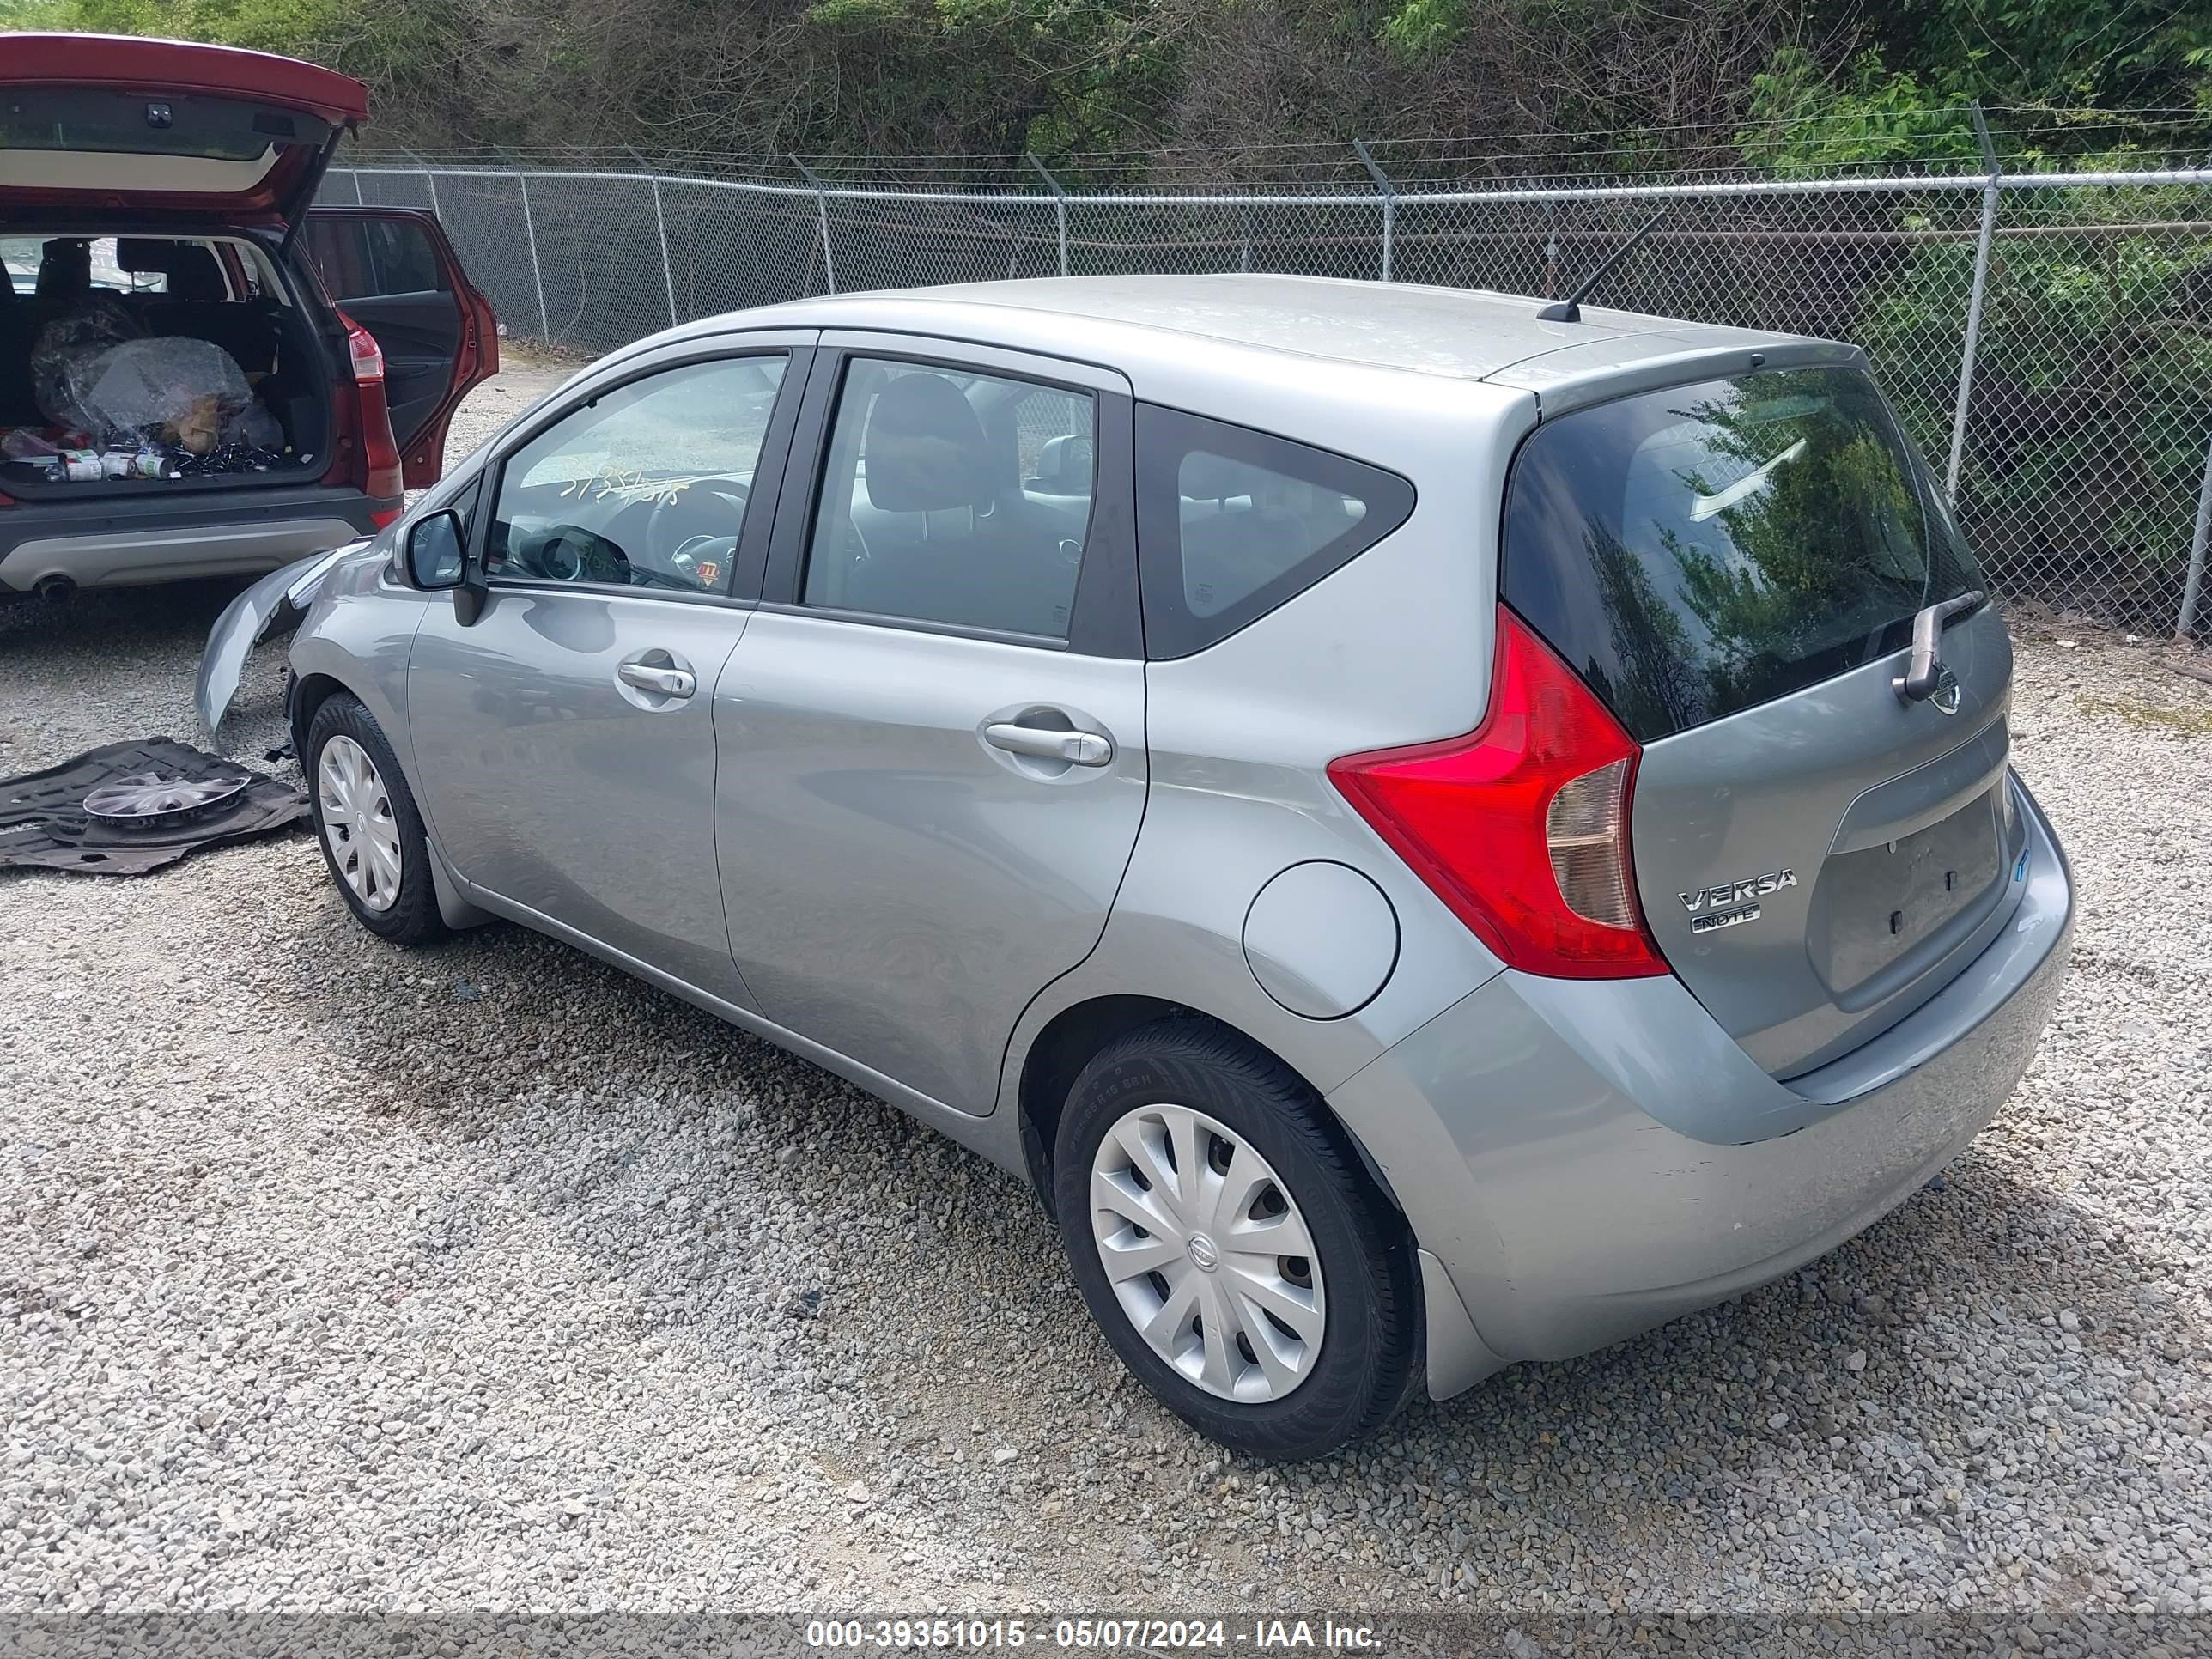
xmin=1502 ymin=366 xmax=1982 ymax=741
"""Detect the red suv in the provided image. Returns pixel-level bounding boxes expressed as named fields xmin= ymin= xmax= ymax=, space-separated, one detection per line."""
xmin=0 ymin=33 xmax=496 ymax=598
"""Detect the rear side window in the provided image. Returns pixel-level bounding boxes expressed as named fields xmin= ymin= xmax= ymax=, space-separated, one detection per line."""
xmin=1502 ymin=367 xmax=1982 ymax=742
xmin=1136 ymin=405 xmax=1414 ymax=658
xmin=802 ymin=357 xmax=1097 ymax=640
xmin=301 ymin=217 xmax=447 ymax=301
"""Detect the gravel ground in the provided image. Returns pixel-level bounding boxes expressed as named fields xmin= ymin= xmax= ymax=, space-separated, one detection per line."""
xmin=3 ymin=356 xmax=2209 ymax=1626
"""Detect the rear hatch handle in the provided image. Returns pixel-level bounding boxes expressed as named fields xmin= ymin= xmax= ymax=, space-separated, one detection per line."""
xmin=1893 ymin=590 xmax=1986 ymax=703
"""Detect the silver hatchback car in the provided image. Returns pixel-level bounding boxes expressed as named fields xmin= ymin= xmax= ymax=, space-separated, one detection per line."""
xmin=204 ymin=276 xmax=2073 ymax=1460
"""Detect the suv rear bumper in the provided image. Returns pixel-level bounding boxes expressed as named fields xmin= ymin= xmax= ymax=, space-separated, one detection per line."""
xmin=0 ymin=485 xmax=387 ymax=594
xmin=1329 ymin=773 xmax=2074 ymax=1398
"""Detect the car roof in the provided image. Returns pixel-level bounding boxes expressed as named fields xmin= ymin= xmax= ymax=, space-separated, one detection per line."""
xmin=662 ymin=274 xmax=1857 ymax=411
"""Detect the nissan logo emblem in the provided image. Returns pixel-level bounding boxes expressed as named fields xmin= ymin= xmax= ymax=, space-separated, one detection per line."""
xmin=1932 ymin=665 xmax=1962 ymax=715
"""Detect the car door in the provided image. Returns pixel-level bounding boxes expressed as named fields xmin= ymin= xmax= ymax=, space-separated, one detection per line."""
xmin=405 ymin=335 xmax=811 ymax=1004
xmin=300 ymin=207 xmax=498 ymax=485
xmin=714 ymin=335 xmax=1148 ymax=1113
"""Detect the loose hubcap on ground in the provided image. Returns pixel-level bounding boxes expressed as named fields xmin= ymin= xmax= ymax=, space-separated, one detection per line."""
xmin=82 ymin=771 xmax=251 ymax=830
xmin=1089 ymin=1102 xmax=1326 ymax=1403
xmin=317 ymin=735 xmax=403 ymax=913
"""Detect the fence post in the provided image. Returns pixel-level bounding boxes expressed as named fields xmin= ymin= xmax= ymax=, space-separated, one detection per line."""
xmin=1353 ymin=140 xmax=1395 ymax=282
xmin=1946 ymin=102 xmax=2002 ymax=498
xmin=793 ymin=157 xmax=837 ymax=295
xmin=514 ymin=168 xmax=552 ymax=344
xmin=624 ymin=146 xmax=681 ymax=328
xmin=1026 ymin=154 xmax=1070 ymax=278
xmin=650 ymin=177 xmax=680 ymax=326
xmin=403 ymin=148 xmax=442 ymax=222
xmin=2177 ymin=428 xmax=2212 ymax=641
xmin=349 ymin=169 xmax=365 ymax=206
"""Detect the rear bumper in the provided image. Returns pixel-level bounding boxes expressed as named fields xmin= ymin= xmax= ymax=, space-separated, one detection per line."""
xmin=0 ymin=485 xmax=386 ymax=593
xmin=1329 ymin=774 xmax=2074 ymax=1396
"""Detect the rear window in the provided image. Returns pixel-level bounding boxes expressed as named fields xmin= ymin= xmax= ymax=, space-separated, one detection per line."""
xmin=1502 ymin=366 xmax=1982 ymax=741
xmin=0 ymin=89 xmax=327 ymax=161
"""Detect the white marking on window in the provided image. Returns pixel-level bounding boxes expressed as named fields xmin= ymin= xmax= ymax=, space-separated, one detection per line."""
xmin=1688 ymin=438 xmax=1807 ymax=522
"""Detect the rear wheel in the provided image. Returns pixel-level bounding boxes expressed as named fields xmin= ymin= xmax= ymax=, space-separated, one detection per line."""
xmin=1054 ymin=1018 xmax=1419 ymax=1460
xmin=305 ymin=693 xmax=445 ymax=946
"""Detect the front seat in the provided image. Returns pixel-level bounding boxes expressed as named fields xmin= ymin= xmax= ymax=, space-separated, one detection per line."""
xmin=847 ymin=373 xmax=1081 ymax=638
xmin=35 ymin=238 xmax=92 ymax=302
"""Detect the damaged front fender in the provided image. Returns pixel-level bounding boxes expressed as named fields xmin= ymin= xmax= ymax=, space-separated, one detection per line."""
xmin=196 ymin=540 xmax=371 ymax=745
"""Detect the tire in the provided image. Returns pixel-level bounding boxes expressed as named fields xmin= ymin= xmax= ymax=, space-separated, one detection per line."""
xmin=1054 ymin=1017 xmax=1420 ymax=1460
xmin=304 ymin=692 xmax=447 ymax=947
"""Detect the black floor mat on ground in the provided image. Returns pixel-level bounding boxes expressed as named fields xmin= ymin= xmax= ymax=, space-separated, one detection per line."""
xmin=0 ymin=738 xmax=307 ymax=876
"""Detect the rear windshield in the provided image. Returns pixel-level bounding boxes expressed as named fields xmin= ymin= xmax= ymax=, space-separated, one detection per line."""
xmin=1502 ymin=366 xmax=1981 ymax=741
xmin=0 ymin=89 xmax=326 ymax=161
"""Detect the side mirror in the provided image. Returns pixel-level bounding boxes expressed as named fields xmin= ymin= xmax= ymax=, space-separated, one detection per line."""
xmin=404 ymin=510 xmax=467 ymax=591
xmin=1027 ymin=432 xmax=1095 ymax=495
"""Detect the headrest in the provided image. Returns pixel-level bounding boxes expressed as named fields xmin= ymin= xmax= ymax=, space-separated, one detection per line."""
xmin=116 ymin=240 xmax=228 ymax=302
xmin=36 ymin=239 xmax=92 ymax=301
xmin=1179 ymin=450 xmax=1273 ymax=501
xmin=113 ymin=239 xmax=171 ymax=274
xmin=862 ymin=374 xmax=992 ymax=513
xmin=168 ymin=246 xmax=228 ymax=302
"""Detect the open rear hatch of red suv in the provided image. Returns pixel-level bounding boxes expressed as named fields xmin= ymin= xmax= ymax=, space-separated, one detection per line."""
xmin=0 ymin=32 xmax=363 ymax=224
xmin=0 ymin=35 xmax=493 ymax=526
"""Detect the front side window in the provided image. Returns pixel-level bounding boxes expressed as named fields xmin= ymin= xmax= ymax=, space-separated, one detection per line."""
xmin=1502 ymin=366 xmax=1984 ymax=740
xmin=484 ymin=355 xmax=787 ymax=595
xmin=1135 ymin=405 xmax=1415 ymax=658
xmin=802 ymin=356 xmax=1097 ymax=639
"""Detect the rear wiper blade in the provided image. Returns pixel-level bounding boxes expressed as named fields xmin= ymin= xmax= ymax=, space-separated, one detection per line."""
xmin=1892 ymin=590 xmax=1986 ymax=703
xmin=1689 ymin=439 xmax=1806 ymax=522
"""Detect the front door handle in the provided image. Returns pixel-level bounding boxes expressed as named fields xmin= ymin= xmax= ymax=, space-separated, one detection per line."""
xmin=983 ymin=722 xmax=1112 ymax=767
xmin=618 ymin=662 xmax=696 ymax=698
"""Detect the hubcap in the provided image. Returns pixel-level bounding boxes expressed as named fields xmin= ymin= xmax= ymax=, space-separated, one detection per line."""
xmin=316 ymin=734 xmax=403 ymax=913
xmin=1089 ymin=1103 xmax=1326 ymax=1403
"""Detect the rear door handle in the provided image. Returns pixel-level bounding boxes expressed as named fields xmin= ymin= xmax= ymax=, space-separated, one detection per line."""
xmin=983 ymin=722 xmax=1112 ymax=767
xmin=618 ymin=662 xmax=696 ymax=698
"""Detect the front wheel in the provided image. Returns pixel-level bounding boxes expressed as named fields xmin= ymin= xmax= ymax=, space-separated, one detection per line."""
xmin=1054 ymin=1018 xmax=1421 ymax=1460
xmin=305 ymin=692 xmax=447 ymax=947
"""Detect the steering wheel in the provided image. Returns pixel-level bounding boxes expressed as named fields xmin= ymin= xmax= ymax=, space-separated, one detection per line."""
xmin=526 ymin=524 xmax=630 ymax=585
xmin=639 ymin=476 xmax=751 ymax=587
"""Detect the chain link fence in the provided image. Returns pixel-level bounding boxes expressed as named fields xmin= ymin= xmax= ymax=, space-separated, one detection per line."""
xmin=327 ymin=154 xmax=2212 ymax=640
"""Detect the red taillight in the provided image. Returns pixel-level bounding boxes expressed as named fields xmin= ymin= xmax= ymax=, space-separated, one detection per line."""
xmin=337 ymin=309 xmax=404 ymax=503
xmin=343 ymin=317 xmax=386 ymax=385
xmin=369 ymin=507 xmax=403 ymax=529
xmin=1328 ymin=606 xmax=1667 ymax=979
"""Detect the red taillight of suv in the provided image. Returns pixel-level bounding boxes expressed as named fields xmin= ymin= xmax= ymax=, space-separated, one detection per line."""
xmin=345 ymin=319 xmax=386 ymax=385
xmin=338 ymin=310 xmax=404 ymax=520
xmin=1328 ymin=605 xmax=1668 ymax=979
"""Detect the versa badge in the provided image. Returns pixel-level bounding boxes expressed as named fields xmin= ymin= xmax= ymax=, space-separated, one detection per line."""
xmin=1680 ymin=868 xmax=1796 ymax=934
